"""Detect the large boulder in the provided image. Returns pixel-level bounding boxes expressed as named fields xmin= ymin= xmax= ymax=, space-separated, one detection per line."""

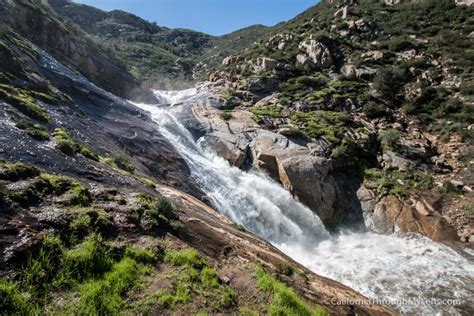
xmin=222 ymin=55 xmax=244 ymax=66
xmin=253 ymin=57 xmax=278 ymax=73
xmin=363 ymin=194 xmax=459 ymax=243
xmin=277 ymin=156 xmax=337 ymax=222
xmin=298 ymin=39 xmax=333 ymax=69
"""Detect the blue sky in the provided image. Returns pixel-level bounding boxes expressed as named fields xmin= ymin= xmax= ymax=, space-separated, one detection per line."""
xmin=73 ymin=0 xmax=319 ymax=36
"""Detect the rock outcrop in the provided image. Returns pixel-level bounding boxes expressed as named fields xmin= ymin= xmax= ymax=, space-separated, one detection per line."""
xmin=298 ymin=39 xmax=333 ymax=69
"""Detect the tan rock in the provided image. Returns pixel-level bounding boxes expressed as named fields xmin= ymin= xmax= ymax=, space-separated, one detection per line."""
xmin=298 ymin=40 xmax=333 ymax=69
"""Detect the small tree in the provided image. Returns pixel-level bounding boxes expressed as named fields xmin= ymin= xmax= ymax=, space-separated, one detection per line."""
xmin=378 ymin=129 xmax=402 ymax=151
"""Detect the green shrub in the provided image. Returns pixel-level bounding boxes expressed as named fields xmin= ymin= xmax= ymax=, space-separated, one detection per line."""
xmin=362 ymin=102 xmax=389 ymax=119
xmin=219 ymin=110 xmax=233 ymax=121
xmin=0 ymin=280 xmax=37 ymax=315
xmin=364 ymin=168 xmax=433 ymax=197
xmin=330 ymin=138 xmax=358 ymax=161
xmin=255 ymin=267 xmax=328 ymax=316
xmin=251 ymin=106 xmax=282 ymax=117
xmin=378 ymin=129 xmax=402 ymax=151
xmin=53 ymin=128 xmax=78 ymax=155
xmin=373 ymin=67 xmax=407 ymax=104
xmin=63 ymin=234 xmax=113 ymax=282
xmin=15 ymin=120 xmax=49 ymax=140
xmin=438 ymin=181 xmax=463 ymax=196
xmin=170 ymin=220 xmax=184 ymax=232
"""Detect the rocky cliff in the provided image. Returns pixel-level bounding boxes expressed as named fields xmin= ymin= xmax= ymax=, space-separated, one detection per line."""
xmin=0 ymin=0 xmax=153 ymax=101
xmin=206 ymin=0 xmax=473 ymax=245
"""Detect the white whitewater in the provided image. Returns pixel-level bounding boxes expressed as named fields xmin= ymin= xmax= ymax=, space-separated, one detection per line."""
xmin=134 ymin=89 xmax=474 ymax=315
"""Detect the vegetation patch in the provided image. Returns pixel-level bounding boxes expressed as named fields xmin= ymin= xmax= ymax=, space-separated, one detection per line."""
xmin=0 ymin=160 xmax=40 ymax=181
xmin=255 ymin=267 xmax=327 ymax=316
xmin=156 ymin=248 xmax=234 ymax=310
xmin=378 ymin=129 xmax=402 ymax=152
xmin=0 ymin=84 xmax=50 ymax=122
xmin=0 ymin=280 xmax=38 ymax=315
xmin=15 ymin=120 xmax=49 ymax=140
xmin=99 ymin=155 xmax=135 ymax=173
xmin=291 ymin=110 xmax=352 ymax=144
xmin=74 ymin=257 xmax=139 ymax=315
xmin=53 ymin=128 xmax=78 ymax=155
xmin=219 ymin=109 xmax=233 ymax=121
xmin=364 ymin=168 xmax=433 ymax=197
xmin=134 ymin=193 xmax=179 ymax=230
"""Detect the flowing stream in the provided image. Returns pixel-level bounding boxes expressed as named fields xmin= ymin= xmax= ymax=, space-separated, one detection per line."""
xmin=134 ymin=89 xmax=474 ymax=315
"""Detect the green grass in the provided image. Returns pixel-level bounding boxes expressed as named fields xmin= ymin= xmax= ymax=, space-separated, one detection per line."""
xmin=0 ymin=280 xmax=37 ymax=315
xmin=157 ymin=248 xmax=235 ymax=310
xmin=125 ymin=247 xmax=158 ymax=264
xmin=165 ymin=249 xmax=206 ymax=270
xmin=136 ymin=175 xmax=157 ymax=188
xmin=53 ymin=128 xmax=78 ymax=155
xmin=21 ymin=235 xmax=64 ymax=296
xmin=15 ymin=120 xmax=49 ymax=140
xmin=62 ymin=234 xmax=113 ymax=282
xmin=0 ymin=84 xmax=50 ymax=122
xmin=75 ymin=257 xmax=139 ymax=315
xmin=255 ymin=267 xmax=328 ymax=316
xmin=99 ymin=155 xmax=135 ymax=173
xmin=0 ymin=160 xmax=40 ymax=181
xmin=52 ymin=129 xmax=99 ymax=160
xmin=68 ymin=208 xmax=112 ymax=241
xmin=79 ymin=145 xmax=99 ymax=161
xmin=135 ymin=194 xmax=178 ymax=230
xmin=461 ymin=205 xmax=474 ymax=217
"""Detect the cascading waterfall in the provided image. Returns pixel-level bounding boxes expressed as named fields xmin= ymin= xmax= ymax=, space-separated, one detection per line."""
xmin=134 ymin=89 xmax=474 ymax=315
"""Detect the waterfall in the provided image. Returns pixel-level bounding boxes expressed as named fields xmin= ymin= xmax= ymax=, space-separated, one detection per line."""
xmin=133 ymin=89 xmax=474 ymax=316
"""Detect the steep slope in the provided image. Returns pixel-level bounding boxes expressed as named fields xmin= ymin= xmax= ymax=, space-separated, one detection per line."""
xmin=48 ymin=0 xmax=273 ymax=89
xmin=0 ymin=0 xmax=153 ymax=101
xmin=0 ymin=3 xmax=395 ymax=315
xmin=207 ymin=0 xmax=473 ymax=243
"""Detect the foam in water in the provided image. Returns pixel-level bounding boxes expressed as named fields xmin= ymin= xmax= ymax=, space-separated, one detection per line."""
xmin=134 ymin=90 xmax=474 ymax=315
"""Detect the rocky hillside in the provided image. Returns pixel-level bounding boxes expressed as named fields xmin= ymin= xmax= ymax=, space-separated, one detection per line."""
xmin=48 ymin=0 xmax=271 ymax=89
xmin=207 ymin=0 xmax=473 ymax=244
xmin=0 ymin=1 xmax=398 ymax=315
xmin=0 ymin=0 xmax=154 ymax=101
